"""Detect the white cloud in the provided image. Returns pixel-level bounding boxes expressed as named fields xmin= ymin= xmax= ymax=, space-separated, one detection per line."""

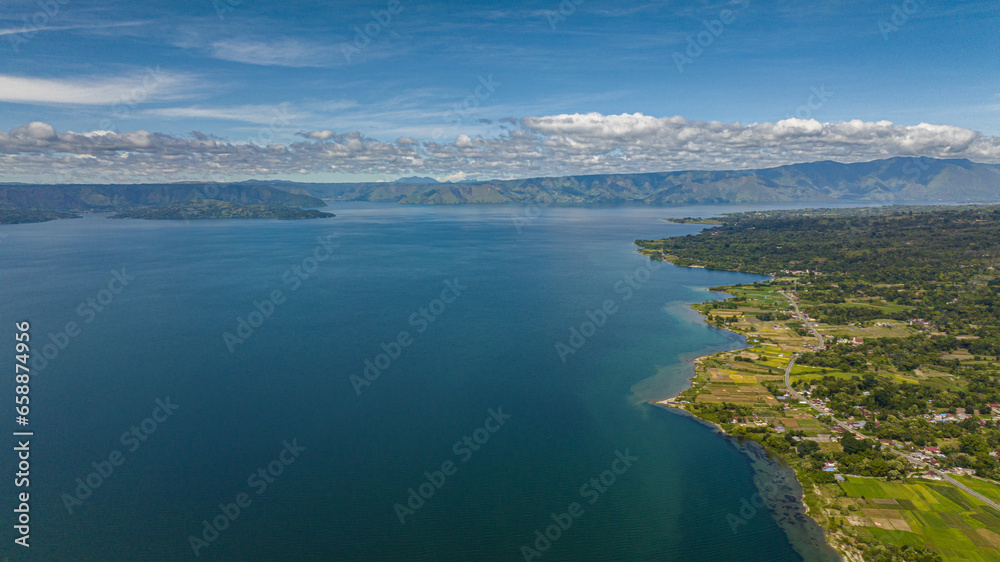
xmin=303 ymin=130 xmax=336 ymax=140
xmin=143 ymin=104 xmax=299 ymax=124
xmin=2 ymin=113 xmax=999 ymax=182
xmin=0 ymin=20 xmax=147 ymax=37
xmin=0 ymin=70 xmax=198 ymax=106
xmin=209 ymin=39 xmax=336 ymax=67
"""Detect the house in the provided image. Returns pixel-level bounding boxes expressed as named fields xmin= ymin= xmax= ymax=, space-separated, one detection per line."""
xmin=823 ymin=462 xmax=838 ymax=472
xmin=834 ymin=474 xmax=846 ymax=483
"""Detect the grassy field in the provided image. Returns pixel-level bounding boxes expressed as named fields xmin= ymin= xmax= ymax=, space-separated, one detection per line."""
xmin=952 ymin=476 xmax=1000 ymax=506
xmin=838 ymin=476 xmax=1000 ymax=560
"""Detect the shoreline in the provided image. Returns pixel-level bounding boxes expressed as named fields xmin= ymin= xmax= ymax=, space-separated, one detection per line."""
xmin=648 ymin=286 xmax=845 ymax=562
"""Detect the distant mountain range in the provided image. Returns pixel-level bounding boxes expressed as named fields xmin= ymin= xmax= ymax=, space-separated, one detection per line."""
xmin=299 ymin=157 xmax=1000 ymax=204
xmin=3 ymin=158 xmax=1000 ymax=213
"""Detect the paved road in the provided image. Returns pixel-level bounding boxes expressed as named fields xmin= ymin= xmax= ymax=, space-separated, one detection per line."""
xmin=784 ymin=355 xmax=802 ymax=400
xmin=901 ymin=454 xmax=1000 ymax=512
xmin=780 ymin=290 xmax=824 ymax=347
xmin=776 ymin=292 xmax=1000 ymax=512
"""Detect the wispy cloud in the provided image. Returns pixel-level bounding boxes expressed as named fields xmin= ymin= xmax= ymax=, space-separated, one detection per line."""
xmin=0 ymin=71 xmax=201 ymax=105
xmin=0 ymin=20 xmax=147 ymax=37
xmin=208 ymin=38 xmax=338 ymax=67
xmin=143 ymin=104 xmax=301 ymax=124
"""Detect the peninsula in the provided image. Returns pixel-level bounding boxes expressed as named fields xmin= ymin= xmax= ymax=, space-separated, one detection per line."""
xmin=109 ymin=199 xmax=335 ymax=220
xmin=0 ymin=209 xmax=82 ymax=224
xmin=639 ymin=205 xmax=1000 ymax=561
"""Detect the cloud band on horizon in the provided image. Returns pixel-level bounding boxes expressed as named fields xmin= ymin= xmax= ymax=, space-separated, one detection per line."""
xmin=1 ymin=113 xmax=998 ymax=183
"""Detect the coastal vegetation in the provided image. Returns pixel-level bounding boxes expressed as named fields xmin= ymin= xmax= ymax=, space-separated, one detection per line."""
xmin=109 ymin=199 xmax=335 ymax=220
xmin=0 ymin=209 xmax=81 ymax=224
xmin=0 ymin=182 xmax=324 ymax=214
xmin=639 ymin=205 xmax=1000 ymax=561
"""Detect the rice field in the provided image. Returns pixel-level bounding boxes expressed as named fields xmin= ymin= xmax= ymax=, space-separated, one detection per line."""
xmin=838 ymin=476 xmax=1000 ymax=561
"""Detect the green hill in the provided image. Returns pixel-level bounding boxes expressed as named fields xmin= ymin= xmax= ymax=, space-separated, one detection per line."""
xmin=108 ymin=199 xmax=334 ymax=220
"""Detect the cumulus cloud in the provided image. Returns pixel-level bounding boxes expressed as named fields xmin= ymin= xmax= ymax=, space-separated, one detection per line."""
xmin=2 ymin=113 xmax=999 ymax=182
xmin=300 ymin=130 xmax=336 ymax=140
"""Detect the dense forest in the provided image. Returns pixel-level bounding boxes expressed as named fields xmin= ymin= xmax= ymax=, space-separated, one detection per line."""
xmin=638 ymin=206 xmax=1000 ymax=358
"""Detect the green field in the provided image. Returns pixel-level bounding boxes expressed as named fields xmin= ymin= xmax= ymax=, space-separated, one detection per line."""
xmin=838 ymin=476 xmax=1000 ymax=560
xmin=952 ymin=476 xmax=1000 ymax=506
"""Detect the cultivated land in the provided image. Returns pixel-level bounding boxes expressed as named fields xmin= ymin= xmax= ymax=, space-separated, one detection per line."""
xmin=639 ymin=206 xmax=1000 ymax=562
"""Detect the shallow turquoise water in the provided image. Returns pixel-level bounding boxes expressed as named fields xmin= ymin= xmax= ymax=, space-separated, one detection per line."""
xmin=1 ymin=203 xmax=808 ymax=561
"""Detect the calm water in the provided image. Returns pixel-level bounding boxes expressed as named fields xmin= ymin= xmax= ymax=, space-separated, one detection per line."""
xmin=1 ymin=203 xmax=816 ymax=561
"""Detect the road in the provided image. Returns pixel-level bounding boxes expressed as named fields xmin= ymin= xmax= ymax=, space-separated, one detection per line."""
xmin=780 ymin=290 xmax=824 ymax=347
xmin=776 ymin=291 xmax=1000 ymax=512
xmin=901 ymin=453 xmax=1000 ymax=512
xmin=784 ymin=355 xmax=803 ymax=401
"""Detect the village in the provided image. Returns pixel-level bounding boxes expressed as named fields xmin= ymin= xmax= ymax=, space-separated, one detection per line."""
xmin=655 ymin=279 xmax=1000 ymax=560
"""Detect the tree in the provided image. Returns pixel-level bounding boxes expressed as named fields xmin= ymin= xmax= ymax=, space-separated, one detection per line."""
xmin=797 ymin=440 xmax=820 ymax=457
xmin=841 ymin=432 xmax=870 ymax=455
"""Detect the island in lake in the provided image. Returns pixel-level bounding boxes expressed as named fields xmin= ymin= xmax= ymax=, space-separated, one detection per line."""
xmin=108 ymin=199 xmax=335 ymax=220
xmin=0 ymin=209 xmax=82 ymax=225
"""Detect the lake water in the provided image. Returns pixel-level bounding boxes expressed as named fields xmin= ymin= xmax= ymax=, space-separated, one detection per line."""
xmin=1 ymin=203 xmax=829 ymax=561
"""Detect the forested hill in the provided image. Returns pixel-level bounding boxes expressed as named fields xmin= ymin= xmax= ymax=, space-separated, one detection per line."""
xmin=302 ymin=157 xmax=1000 ymax=204
xmin=108 ymin=200 xmax=334 ymax=220
xmin=0 ymin=182 xmax=324 ymax=212
xmin=637 ymin=205 xmax=1000 ymax=350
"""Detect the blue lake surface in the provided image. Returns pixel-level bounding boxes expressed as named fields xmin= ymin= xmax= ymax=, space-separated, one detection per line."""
xmin=1 ymin=203 xmax=818 ymax=561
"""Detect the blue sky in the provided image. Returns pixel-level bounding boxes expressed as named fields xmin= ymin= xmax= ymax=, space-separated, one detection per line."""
xmin=1 ymin=0 xmax=998 ymax=183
